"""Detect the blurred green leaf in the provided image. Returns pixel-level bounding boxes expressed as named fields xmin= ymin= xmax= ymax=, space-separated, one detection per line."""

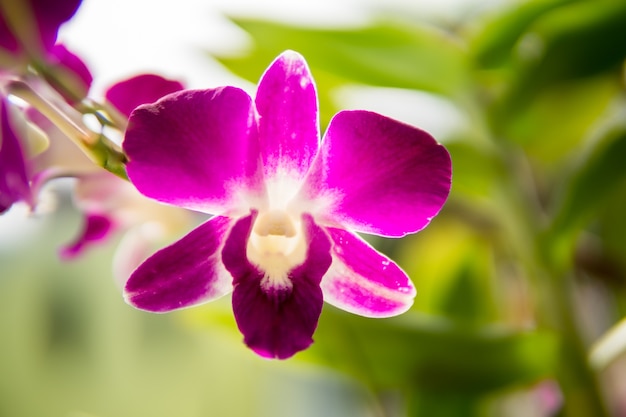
xmin=522 ymin=0 xmax=626 ymax=83
xmin=396 ymin=217 xmax=500 ymax=324
xmin=438 ymin=245 xmax=497 ymax=325
xmin=445 ymin=140 xmax=506 ymax=199
xmin=213 ymin=18 xmax=469 ymax=99
xmin=469 ymin=0 xmax=576 ymax=68
xmin=306 ymin=309 xmax=558 ymax=394
xmin=406 ymin=390 xmax=481 ymax=417
xmin=598 ymin=182 xmax=626 ymax=272
xmin=551 ymin=125 xmax=626 ymax=237
xmin=499 ymin=0 xmax=626 ymax=116
xmin=499 ymin=75 xmax=618 ymax=162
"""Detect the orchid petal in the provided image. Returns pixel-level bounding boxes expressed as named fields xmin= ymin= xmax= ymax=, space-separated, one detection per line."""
xmin=0 ymin=0 xmax=81 ymax=57
xmin=112 ymin=223 xmax=170 ymax=290
xmin=124 ymin=88 xmax=264 ymax=214
xmin=105 ymin=74 xmax=184 ymax=118
xmin=45 ymin=44 xmax=93 ymax=103
xmin=302 ymin=110 xmax=452 ymax=237
xmin=124 ymin=216 xmax=233 ymax=312
xmin=0 ymin=98 xmax=32 ymax=213
xmin=32 ymin=0 xmax=82 ymax=52
xmin=322 ymin=227 xmax=416 ymax=317
xmin=255 ymin=50 xmax=319 ymax=182
xmin=223 ymin=212 xmax=332 ymax=359
xmin=60 ymin=213 xmax=115 ymax=260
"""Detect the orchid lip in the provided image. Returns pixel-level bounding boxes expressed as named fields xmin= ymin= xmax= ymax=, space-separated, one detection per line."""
xmin=225 ymin=211 xmax=331 ymax=359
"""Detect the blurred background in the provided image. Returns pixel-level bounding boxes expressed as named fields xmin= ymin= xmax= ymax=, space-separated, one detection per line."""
xmin=2 ymin=0 xmax=626 ymax=416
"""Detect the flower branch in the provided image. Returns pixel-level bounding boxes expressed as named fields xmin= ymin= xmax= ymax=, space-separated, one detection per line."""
xmin=5 ymin=78 xmax=128 ymax=179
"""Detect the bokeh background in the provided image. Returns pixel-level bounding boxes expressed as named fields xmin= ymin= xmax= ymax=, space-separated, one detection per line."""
xmin=2 ymin=0 xmax=626 ymax=416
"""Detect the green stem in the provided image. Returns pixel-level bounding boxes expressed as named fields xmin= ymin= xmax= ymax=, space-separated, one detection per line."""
xmin=5 ymin=79 xmax=128 ymax=180
xmin=539 ymin=249 xmax=611 ymax=417
xmin=510 ymin=151 xmax=610 ymax=416
xmin=90 ymin=133 xmax=128 ymax=180
xmin=6 ymin=79 xmax=93 ymax=144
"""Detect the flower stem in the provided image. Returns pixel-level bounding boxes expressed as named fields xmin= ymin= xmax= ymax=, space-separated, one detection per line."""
xmin=498 ymin=148 xmax=610 ymax=417
xmin=6 ymin=79 xmax=93 ymax=144
xmin=5 ymin=79 xmax=128 ymax=180
xmin=513 ymin=159 xmax=610 ymax=416
xmin=540 ymin=257 xmax=611 ymax=417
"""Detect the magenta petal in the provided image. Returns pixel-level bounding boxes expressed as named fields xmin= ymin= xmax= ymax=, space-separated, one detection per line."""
xmin=124 ymin=88 xmax=263 ymax=214
xmin=0 ymin=0 xmax=81 ymax=57
xmin=46 ymin=44 xmax=93 ymax=102
xmin=303 ymin=110 xmax=452 ymax=237
xmin=0 ymin=99 xmax=32 ymax=213
xmin=105 ymin=74 xmax=185 ymax=118
xmin=49 ymin=44 xmax=92 ymax=87
xmin=255 ymin=50 xmax=319 ymax=180
xmin=31 ymin=0 xmax=82 ymax=52
xmin=60 ymin=213 xmax=115 ymax=260
xmin=124 ymin=216 xmax=233 ymax=312
xmin=322 ymin=227 xmax=416 ymax=318
xmin=222 ymin=212 xmax=332 ymax=359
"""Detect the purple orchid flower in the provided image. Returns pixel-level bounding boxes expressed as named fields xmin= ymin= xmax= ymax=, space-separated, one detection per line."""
xmin=122 ymin=51 xmax=452 ymax=359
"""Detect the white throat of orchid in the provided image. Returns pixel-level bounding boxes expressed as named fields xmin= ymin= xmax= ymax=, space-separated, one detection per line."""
xmin=247 ymin=208 xmax=307 ymax=292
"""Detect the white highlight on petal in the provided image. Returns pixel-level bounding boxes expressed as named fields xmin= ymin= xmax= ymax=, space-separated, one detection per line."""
xmin=299 ymin=75 xmax=310 ymax=89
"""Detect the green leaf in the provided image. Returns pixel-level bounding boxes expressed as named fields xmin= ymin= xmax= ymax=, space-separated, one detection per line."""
xmin=395 ymin=217 xmax=500 ymax=323
xmin=500 ymin=0 xmax=626 ymax=115
xmin=469 ymin=0 xmax=576 ymax=68
xmin=305 ymin=309 xmax=558 ymax=394
xmin=437 ymin=248 xmax=497 ymax=325
xmin=551 ymin=125 xmax=626 ymax=237
xmin=497 ymin=75 xmax=618 ymax=162
xmin=521 ymin=0 xmax=626 ymax=83
xmin=213 ymin=18 xmax=468 ymax=98
xmin=598 ymin=182 xmax=626 ymax=270
xmin=445 ymin=140 xmax=506 ymax=199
